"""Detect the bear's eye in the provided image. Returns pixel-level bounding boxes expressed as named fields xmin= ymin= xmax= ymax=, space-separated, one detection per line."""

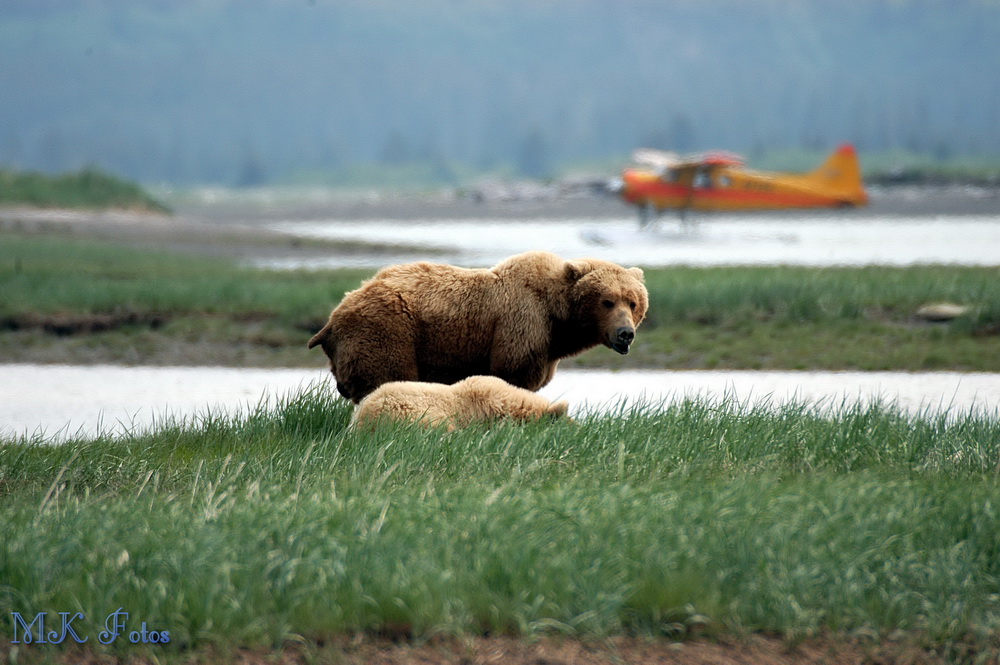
xmin=630 ymin=301 xmax=637 ymax=311
xmin=602 ymin=300 xmax=614 ymax=309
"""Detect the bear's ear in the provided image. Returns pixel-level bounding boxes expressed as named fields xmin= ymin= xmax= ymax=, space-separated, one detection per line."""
xmin=546 ymin=400 xmax=570 ymax=418
xmin=307 ymin=322 xmax=332 ymax=349
xmin=629 ymin=267 xmax=644 ymax=281
xmin=564 ymin=260 xmax=592 ymax=283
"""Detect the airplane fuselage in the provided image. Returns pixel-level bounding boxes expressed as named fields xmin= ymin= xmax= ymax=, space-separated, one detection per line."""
xmin=619 ymin=145 xmax=869 ymax=214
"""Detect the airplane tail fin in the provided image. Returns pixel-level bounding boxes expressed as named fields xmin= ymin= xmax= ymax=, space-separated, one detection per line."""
xmin=808 ymin=144 xmax=868 ymax=206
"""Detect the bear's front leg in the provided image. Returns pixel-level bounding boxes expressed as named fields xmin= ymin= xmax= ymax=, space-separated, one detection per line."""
xmin=489 ymin=349 xmax=551 ymax=392
xmin=488 ymin=312 xmax=554 ymax=392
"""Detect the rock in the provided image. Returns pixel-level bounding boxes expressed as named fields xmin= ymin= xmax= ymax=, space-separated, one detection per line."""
xmin=915 ymin=302 xmax=968 ymax=322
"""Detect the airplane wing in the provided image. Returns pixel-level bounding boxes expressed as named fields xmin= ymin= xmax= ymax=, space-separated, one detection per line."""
xmin=631 ymin=148 xmax=745 ymax=172
xmin=631 ymin=148 xmax=682 ymax=170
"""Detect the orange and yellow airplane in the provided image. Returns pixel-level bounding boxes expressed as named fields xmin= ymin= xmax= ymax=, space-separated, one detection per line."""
xmin=616 ymin=144 xmax=868 ymax=226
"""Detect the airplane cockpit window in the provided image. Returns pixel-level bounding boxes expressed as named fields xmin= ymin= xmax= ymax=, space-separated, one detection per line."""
xmin=693 ymin=170 xmax=712 ymax=188
xmin=719 ymin=175 xmax=732 ymax=188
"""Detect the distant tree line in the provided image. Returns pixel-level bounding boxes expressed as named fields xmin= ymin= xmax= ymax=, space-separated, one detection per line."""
xmin=1 ymin=0 xmax=998 ymax=186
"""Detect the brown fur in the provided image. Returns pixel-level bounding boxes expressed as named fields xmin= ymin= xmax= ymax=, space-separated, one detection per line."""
xmin=309 ymin=250 xmax=648 ymax=403
xmin=351 ymin=375 xmax=570 ymax=431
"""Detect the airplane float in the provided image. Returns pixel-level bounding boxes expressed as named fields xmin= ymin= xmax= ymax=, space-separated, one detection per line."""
xmin=614 ymin=144 xmax=869 ymax=227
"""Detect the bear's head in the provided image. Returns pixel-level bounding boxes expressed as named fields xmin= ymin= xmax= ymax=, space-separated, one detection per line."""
xmin=565 ymin=259 xmax=648 ymax=355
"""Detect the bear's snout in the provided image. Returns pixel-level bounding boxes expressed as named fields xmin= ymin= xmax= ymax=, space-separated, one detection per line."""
xmin=610 ymin=326 xmax=635 ymax=354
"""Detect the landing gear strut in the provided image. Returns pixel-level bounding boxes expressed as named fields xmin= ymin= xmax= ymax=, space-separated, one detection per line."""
xmin=638 ymin=203 xmax=658 ymax=229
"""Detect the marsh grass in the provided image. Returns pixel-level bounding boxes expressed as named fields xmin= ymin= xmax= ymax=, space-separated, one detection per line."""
xmin=643 ymin=265 xmax=1000 ymax=330
xmin=0 ymin=231 xmax=369 ymax=365
xmin=2 ymin=386 xmax=1000 ymax=651
xmin=3 ymin=229 xmax=998 ymax=369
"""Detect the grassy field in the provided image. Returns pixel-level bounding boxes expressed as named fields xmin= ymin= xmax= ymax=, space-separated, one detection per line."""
xmin=0 ymin=168 xmax=170 ymax=213
xmin=1 ymin=228 xmax=998 ymax=370
xmin=2 ymin=386 xmax=1000 ymax=662
xmin=3 ymin=225 xmax=1000 ymax=663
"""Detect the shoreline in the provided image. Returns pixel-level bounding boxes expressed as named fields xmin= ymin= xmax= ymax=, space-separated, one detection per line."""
xmin=169 ymin=183 xmax=1000 ymax=223
xmin=4 ymin=182 xmax=1000 ymax=225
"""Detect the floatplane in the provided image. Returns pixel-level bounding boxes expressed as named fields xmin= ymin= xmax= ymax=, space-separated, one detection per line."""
xmin=614 ymin=144 xmax=869 ymax=228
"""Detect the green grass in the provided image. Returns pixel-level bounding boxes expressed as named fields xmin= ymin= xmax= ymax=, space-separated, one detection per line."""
xmin=2 ymin=386 xmax=1000 ymax=657
xmin=2 ymin=228 xmax=998 ymax=370
xmin=0 ymin=168 xmax=170 ymax=213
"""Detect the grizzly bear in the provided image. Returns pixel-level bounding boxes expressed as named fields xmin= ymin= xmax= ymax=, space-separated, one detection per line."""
xmin=351 ymin=375 xmax=570 ymax=431
xmin=308 ymin=250 xmax=648 ymax=403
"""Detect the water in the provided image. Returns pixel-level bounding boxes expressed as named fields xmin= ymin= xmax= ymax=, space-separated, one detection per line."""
xmin=260 ymin=214 xmax=1000 ymax=269
xmin=0 ymin=365 xmax=314 ymax=441
xmin=2 ymin=365 xmax=997 ymax=441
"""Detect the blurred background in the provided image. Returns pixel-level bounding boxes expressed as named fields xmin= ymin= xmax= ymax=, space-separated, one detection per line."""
xmin=2 ymin=0 xmax=999 ymax=190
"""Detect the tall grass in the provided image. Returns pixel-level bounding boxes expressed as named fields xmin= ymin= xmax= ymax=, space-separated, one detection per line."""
xmin=627 ymin=265 xmax=1000 ymax=371
xmin=0 ymin=232 xmax=368 ymax=323
xmin=2 ymin=387 xmax=1000 ymax=651
xmin=0 ymin=168 xmax=170 ymax=213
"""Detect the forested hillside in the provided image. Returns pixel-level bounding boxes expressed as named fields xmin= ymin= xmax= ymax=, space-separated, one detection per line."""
xmin=1 ymin=0 xmax=998 ymax=185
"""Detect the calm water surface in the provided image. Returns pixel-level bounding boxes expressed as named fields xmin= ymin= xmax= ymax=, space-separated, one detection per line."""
xmin=2 ymin=365 xmax=997 ymax=441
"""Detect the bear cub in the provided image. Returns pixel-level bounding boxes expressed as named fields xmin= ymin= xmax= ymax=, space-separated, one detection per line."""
xmin=351 ymin=375 xmax=570 ymax=431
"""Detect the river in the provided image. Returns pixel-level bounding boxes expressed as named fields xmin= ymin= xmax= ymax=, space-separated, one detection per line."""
xmin=2 ymin=365 xmax=997 ymax=441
